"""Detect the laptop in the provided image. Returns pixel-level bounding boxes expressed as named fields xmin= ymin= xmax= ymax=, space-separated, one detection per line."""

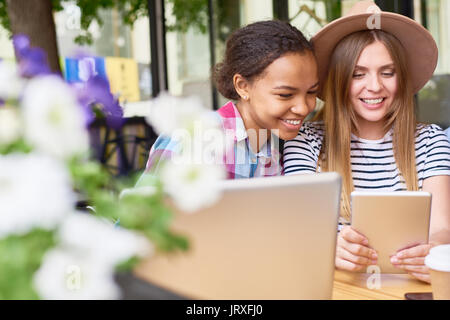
xmin=135 ymin=172 xmax=342 ymax=299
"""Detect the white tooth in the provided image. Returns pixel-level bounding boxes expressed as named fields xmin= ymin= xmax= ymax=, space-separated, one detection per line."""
xmin=363 ymin=98 xmax=383 ymax=104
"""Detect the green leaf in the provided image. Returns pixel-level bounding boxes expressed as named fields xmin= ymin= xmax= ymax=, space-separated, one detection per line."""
xmin=0 ymin=229 xmax=56 ymax=300
xmin=115 ymin=255 xmax=141 ymax=272
xmin=166 ymin=0 xmax=209 ymax=34
xmin=0 ymin=0 xmax=210 ymax=44
xmin=68 ymin=157 xmax=112 ymax=198
xmin=0 ymin=139 xmax=33 ymax=155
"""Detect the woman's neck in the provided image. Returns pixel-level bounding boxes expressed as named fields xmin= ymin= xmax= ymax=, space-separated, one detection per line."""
xmin=235 ymin=101 xmax=270 ymax=153
xmin=354 ymin=118 xmax=388 ymax=140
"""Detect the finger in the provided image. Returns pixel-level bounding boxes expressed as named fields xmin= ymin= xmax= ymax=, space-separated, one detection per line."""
xmin=343 ymin=239 xmax=378 ymax=260
xmin=337 ymin=246 xmax=377 ymax=266
xmin=397 ymin=242 xmax=423 ymax=252
xmin=408 ymin=272 xmax=431 ymax=284
xmin=395 ymin=264 xmax=429 ymax=274
xmin=396 ymin=244 xmax=431 ymax=259
xmin=391 ymin=256 xmax=425 ymax=266
xmin=335 ymin=256 xmax=366 ymax=272
xmin=341 ymin=226 xmax=369 ymax=245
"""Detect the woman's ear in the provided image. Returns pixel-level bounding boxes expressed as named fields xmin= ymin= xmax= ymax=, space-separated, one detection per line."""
xmin=233 ymin=74 xmax=250 ymax=101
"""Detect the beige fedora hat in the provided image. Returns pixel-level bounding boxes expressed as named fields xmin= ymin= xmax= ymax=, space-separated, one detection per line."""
xmin=312 ymin=0 xmax=438 ymax=98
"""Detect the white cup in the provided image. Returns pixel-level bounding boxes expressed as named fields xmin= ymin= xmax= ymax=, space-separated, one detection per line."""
xmin=425 ymin=244 xmax=450 ymax=300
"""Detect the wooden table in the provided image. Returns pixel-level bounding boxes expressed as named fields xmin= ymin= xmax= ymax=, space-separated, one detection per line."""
xmin=134 ymin=259 xmax=432 ymax=300
xmin=332 ymin=270 xmax=431 ymax=300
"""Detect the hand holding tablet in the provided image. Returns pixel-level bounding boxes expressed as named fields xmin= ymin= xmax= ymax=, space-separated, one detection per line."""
xmin=390 ymin=243 xmax=433 ymax=282
xmin=335 ymin=226 xmax=378 ymax=272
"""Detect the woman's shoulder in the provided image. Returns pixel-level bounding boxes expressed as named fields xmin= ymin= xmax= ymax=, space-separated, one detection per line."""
xmin=416 ymin=123 xmax=449 ymax=141
xmin=284 ymin=121 xmax=324 ymax=153
xmin=298 ymin=121 xmax=325 ymax=139
xmin=415 ymin=123 xmax=450 ymax=159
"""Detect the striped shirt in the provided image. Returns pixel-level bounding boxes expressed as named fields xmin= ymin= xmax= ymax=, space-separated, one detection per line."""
xmin=283 ymin=121 xmax=450 ymax=191
xmin=143 ymin=101 xmax=283 ymax=179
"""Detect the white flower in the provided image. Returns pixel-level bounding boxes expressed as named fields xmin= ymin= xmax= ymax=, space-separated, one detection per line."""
xmin=161 ymin=160 xmax=226 ymax=213
xmin=0 ymin=107 xmax=21 ymax=144
xmin=34 ymin=213 xmax=153 ymax=300
xmin=58 ymin=213 xmax=153 ymax=266
xmin=21 ymin=75 xmax=89 ymax=159
xmin=0 ymin=153 xmax=75 ymax=238
xmin=33 ymin=248 xmax=121 ymax=300
xmin=145 ymin=92 xmax=206 ymax=135
xmin=0 ymin=61 xmax=23 ymax=100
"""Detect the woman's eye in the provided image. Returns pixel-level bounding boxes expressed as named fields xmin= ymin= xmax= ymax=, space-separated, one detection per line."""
xmin=352 ymin=73 xmax=364 ymax=78
xmin=382 ymin=72 xmax=395 ymax=77
xmin=278 ymin=94 xmax=292 ymax=98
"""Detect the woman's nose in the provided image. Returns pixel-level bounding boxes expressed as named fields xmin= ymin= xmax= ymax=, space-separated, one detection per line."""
xmin=366 ymin=74 xmax=382 ymax=92
xmin=291 ymin=96 xmax=315 ymax=117
xmin=290 ymin=100 xmax=311 ymax=117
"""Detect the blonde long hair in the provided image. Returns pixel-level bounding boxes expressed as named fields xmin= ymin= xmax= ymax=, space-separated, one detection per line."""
xmin=316 ymin=30 xmax=418 ymax=221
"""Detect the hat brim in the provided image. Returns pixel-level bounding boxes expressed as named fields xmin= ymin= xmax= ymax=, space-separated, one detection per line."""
xmin=312 ymin=12 xmax=438 ymax=98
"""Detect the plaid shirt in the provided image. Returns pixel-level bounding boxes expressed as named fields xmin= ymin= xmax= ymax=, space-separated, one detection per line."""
xmin=144 ymin=101 xmax=283 ymax=179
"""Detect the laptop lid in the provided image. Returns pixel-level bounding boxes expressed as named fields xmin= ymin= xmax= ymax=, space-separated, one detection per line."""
xmin=135 ymin=172 xmax=342 ymax=299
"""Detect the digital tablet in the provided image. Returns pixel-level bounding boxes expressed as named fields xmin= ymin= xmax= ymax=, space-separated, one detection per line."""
xmin=351 ymin=191 xmax=431 ymax=274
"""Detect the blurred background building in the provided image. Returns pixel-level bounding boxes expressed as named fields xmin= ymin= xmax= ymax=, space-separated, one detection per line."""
xmin=0 ymin=0 xmax=448 ymax=175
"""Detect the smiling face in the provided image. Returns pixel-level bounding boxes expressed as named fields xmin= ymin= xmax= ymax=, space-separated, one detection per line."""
xmin=350 ymin=41 xmax=398 ymax=138
xmin=235 ymin=52 xmax=319 ymax=144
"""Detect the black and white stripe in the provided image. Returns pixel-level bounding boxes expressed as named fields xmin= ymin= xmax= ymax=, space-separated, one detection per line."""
xmin=283 ymin=121 xmax=450 ymax=191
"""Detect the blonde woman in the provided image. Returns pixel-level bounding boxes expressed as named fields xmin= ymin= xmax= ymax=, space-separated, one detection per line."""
xmin=283 ymin=1 xmax=450 ymax=283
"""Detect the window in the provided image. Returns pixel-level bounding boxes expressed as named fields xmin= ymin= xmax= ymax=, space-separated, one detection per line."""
xmin=54 ymin=2 xmax=153 ymax=175
xmin=416 ymin=0 xmax=450 ymax=128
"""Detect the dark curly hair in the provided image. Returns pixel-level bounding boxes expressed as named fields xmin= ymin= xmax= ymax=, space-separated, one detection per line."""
xmin=212 ymin=20 xmax=314 ymax=100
